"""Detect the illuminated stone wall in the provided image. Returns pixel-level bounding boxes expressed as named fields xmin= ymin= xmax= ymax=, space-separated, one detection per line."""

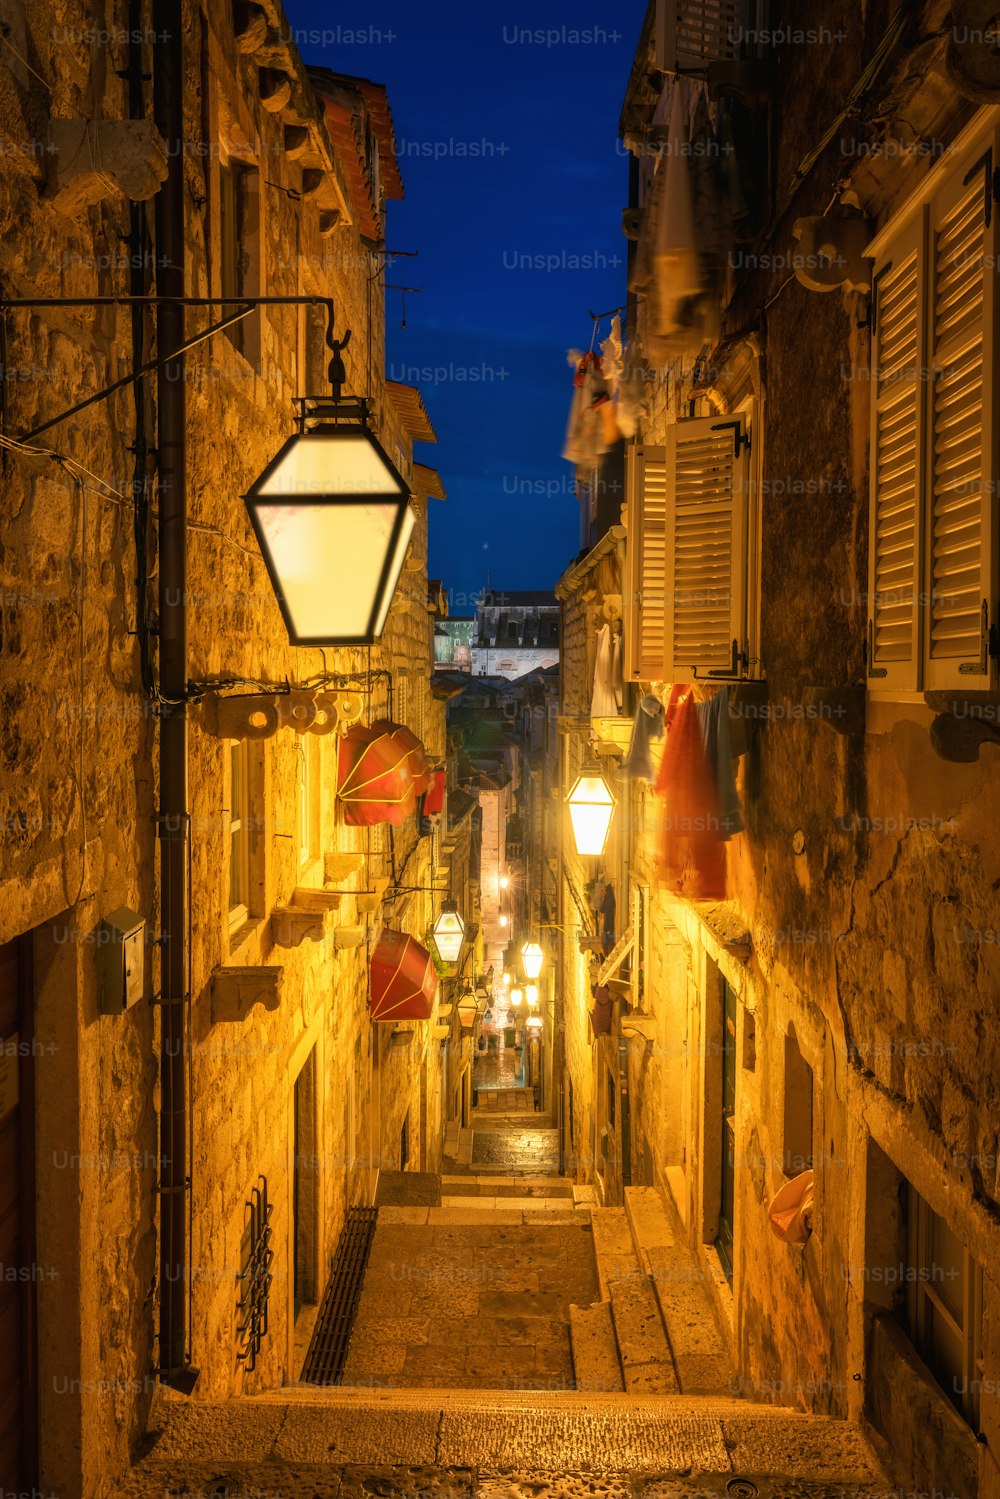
xmin=0 ymin=3 xmax=449 ymax=1494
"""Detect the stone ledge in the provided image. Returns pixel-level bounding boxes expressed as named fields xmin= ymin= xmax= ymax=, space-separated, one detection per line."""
xmin=211 ymin=965 xmax=284 ymax=1024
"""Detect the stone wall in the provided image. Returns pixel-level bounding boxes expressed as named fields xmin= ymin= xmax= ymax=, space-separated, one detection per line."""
xmin=614 ymin=0 xmax=1000 ymax=1491
xmin=0 ymin=3 xmax=451 ymax=1494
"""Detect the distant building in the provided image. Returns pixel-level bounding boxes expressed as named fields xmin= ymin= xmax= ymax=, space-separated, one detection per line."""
xmin=472 ymin=589 xmax=560 ymax=679
xmin=434 ymin=617 xmax=475 ymax=672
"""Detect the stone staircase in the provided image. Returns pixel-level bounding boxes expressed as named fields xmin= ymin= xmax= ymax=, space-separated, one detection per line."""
xmin=571 ymin=1184 xmax=733 ymax=1398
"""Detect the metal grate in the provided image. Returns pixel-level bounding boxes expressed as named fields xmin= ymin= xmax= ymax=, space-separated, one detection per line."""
xmin=300 ymin=1206 xmax=379 ymax=1384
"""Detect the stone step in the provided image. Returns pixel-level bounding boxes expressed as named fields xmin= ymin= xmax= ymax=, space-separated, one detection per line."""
xmin=139 ymin=1388 xmax=887 ymax=1486
xmin=440 ymin=1180 xmax=573 ymax=1200
xmin=609 ymin=1275 xmax=679 ymax=1395
xmin=569 ymin=1301 xmax=624 ymax=1392
xmin=443 ymin=1121 xmax=460 ymax=1158
xmin=379 ymin=1204 xmax=585 ymax=1226
xmin=590 ymin=1206 xmax=644 ymax=1301
xmin=624 ymin=1184 xmax=676 ymax=1270
xmin=456 ymin=1126 xmax=474 ymax=1165
xmin=624 ymin=1186 xmax=732 ymax=1395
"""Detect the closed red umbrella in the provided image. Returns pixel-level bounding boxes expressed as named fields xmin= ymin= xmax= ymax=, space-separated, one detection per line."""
xmin=338 ymin=722 xmax=418 ymax=825
xmin=369 ymin=929 xmax=439 ymax=1021
xmin=391 ymin=722 xmax=431 ymax=795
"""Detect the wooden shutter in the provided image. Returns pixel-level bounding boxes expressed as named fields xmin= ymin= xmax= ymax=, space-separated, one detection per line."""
xmin=664 ymin=414 xmax=748 ymax=679
xmin=924 ymin=145 xmax=997 ymax=689
xmin=624 ymin=443 xmax=668 ymax=681
xmin=655 ymin=0 xmax=749 ymax=73
xmin=868 ymin=220 xmax=925 ymax=690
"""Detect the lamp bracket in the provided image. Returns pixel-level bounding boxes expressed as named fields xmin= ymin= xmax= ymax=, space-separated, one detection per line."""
xmin=0 ymin=293 xmax=350 ymax=443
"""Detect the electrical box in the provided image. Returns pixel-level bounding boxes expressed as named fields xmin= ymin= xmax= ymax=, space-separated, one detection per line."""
xmin=100 ymin=908 xmax=145 ymax=1015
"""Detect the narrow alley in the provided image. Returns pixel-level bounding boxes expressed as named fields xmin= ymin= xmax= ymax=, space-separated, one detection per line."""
xmin=1 ymin=1 xmax=998 ymax=1497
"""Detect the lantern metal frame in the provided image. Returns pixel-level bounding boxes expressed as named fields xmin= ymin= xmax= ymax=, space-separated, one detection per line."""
xmin=429 ymin=899 xmax=466 ymax=966
xmin=243 ymin=397 xmax=414 ymax=649
xmin=521 ymin=941 xmax=544 ymax=980
xmin=566 ymin=762 xmax=618 ymax=858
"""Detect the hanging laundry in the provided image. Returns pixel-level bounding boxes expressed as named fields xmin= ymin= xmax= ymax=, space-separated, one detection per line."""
xmin=624 ymin=693 xmax=665 ymax=780
xmin=600 ymin=315 xmax=624 ymax=446
xmin=696 ymin=687 xmax=743 ymax=839
xmin=591 ymin=622 xmax=623 ymax=718
xmin=767 ymin=1170 xmax=814 ymax=1245
xmin=562 ymin=349 xmax=615 ymax=471
xmin=589 ymin=982 xmax=614 ymax=1037
xmin=652 ymin=88 xmax=702 ymax=334
xmin=616 ymin=338 xmax=650 ymax=440
xmin=653 ymin=684 xmax=727 ymax=899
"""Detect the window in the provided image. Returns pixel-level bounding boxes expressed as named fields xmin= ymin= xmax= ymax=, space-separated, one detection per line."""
xmin=400 ymin=1111 xmax=410 ymax=1171
xmin=867 ymin=125 xmax=998 ymax=693
xmin=655 ymin=0 xmax=752 ymax=74
xmin=905 ymin=1184 xmax=984 ymax=1429
xmin=219 ymin=157 xmax=260 ymax=364
xmin=297 ymin=737 xmax=321 ymax=875
xmin=607 ymin=1067 xmax=616 ymax=1133
xmin=782 ymin=1025 xmax=813 ymax=1176
xmin=624 ymin=414 xmax=751 ymax=681
xmin=228 ymin=740 xmax=250 ymax=932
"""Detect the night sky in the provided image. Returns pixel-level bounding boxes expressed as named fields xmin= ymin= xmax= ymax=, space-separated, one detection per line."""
xmin=292 ymin=1 xmax=647 ymax=607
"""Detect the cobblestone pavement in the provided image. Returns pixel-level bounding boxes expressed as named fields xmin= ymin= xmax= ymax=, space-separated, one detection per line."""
xmin=340 ymin=1219 xmax=599 ymax=1389
xmin=119 ymin=1389 xmax=890 ymax=1498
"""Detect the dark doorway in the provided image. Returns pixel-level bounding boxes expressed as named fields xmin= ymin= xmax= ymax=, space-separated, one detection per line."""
xmin=715 ymin=978 xmax=737 ymax=1284
xmin=0 ymin=935 xmax=37 ymax=1493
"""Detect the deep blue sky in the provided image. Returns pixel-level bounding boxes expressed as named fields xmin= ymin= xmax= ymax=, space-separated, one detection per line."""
xmin=293 ymin=2 xmax=646 ymax=605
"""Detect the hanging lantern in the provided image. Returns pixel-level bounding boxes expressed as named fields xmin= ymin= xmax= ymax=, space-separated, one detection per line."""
xmin=525 ymin=984 xmax=539 ymax=1009
xmin=509 ymin=986 xmax=523 ymax=1008
xmin=338 ymin=721 xmax=418 ymax=826
xmin=456 ymin=987 xmax=478 ymax=1030
xmin=499 ymin=913 xmax=509 ymax=928
xmin=244 ymin=402 xmax=415 ymax=646
xmin=526 ymin=1014 xmax=543 ymax=1033
xmin=567 ymin=765 xmax=617 ymax=857
xmin=499 ymin=874 xmax=509 ymax=890
xmin=521 ymin=941 xmax=544 ymax=979
xmin=369 ymin=929 xmax=439 ymax=1021
xmin=501 ymin=971 xmax=511 ymax=990
xmin=430 ymin=901 xmax=465 ymax=964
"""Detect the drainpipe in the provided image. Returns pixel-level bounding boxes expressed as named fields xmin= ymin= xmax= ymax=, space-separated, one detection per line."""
xmin=153 ymin=0 xmax=190 ymax=1383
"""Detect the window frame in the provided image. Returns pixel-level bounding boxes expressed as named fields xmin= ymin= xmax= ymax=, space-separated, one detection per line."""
xmin=905 ymin=1183 xmax=984 ymax=1430
xmin=866 ymin=116 xmax=1000 ymax=699
xmin=228 ymin=739 xmax=251 ymax=934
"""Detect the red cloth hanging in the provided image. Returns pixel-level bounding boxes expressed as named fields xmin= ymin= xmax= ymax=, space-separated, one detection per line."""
xmin=337 ymin=722 xmax=418 ymax=826
xmin=369 ymin=928 xmax=439 ymax=1021
xmin=423 ymin=768 xmax=446 ymax=816
xmin=653 ymin=684 xmax=727 ymax=899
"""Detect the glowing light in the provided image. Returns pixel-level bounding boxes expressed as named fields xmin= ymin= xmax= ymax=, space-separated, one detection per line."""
xmin=510 ymin=987 xmax=523 ymax=1008
xmin=566 ymin=768 xmax=616 ymax=857
xmin=526 ymin=984 xmax=539 ymax=1008
xmin=429 ymin=902 xmax=465 ymax=964
xmin=521 ymin=941 xmax=544 ymax=979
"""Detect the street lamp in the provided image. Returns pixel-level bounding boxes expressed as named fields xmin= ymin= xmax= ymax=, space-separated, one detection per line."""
xmin=521 ymin=941 xmax=544 ymax=980
xmin=509 ymin=986 xmax=523 ymax=1009
xmin=566 ymin=765 xmax=617 ymax=857
xmin=499 ymin=875 xmax=509 ymax=890
xmin=526 ymin=1014 xmax=543 ymax=1033
xmin=430 ymin=901 xmax=465 ymax=964
xmin=525 ymin=984 xmax=539 ymax=1008
xmin=498 ymin=913 xmax=509 ymax=928
xmin=501 ymin=971 xmax=511 ymax=990
xmin=244 ymin=400 xmax=415 ymax=646
xmin=456 ymin=988 xmax=478 ymax=1030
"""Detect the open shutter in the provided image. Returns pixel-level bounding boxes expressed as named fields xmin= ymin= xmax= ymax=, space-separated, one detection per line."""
xmin=624 ymin=444 xmax=668 ymax=681
xmin=924 ymin=143 xmax=997 ymax=689
xmin=655 ymin=0 xmax=750 ymax=73
xmin=664 ymin=414 xmax=747 ymax=680
xmin=868 ymin=220 xmax=925 ymax=691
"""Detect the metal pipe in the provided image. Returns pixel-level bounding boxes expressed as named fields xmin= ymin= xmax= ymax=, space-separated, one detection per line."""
xmin=153 ymin=0 xmax=190 ymax=1382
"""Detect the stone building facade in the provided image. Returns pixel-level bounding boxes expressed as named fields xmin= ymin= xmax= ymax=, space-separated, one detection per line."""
xmin=558 ymin=4 xmax=1000 ymax=1497
xmin=0 ymin=4 xmax=463 ymax=1496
